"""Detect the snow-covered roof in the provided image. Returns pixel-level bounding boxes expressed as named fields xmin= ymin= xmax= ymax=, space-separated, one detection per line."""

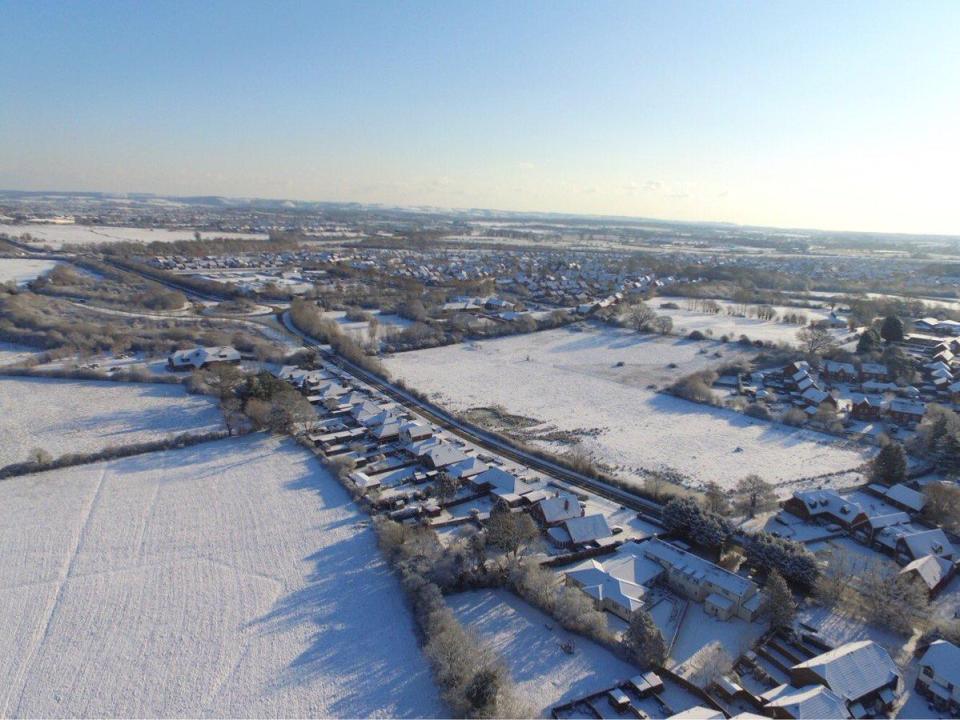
xmin=900 ymin=528 xmax=954 ymax=560
xmin=888 ymin=398 xmax=926 ymax=417
xmin=899 ymin=555 xmax=953 ymax=590
xmin=565 ymin=514 xmax=612 ymax=545
xmin=761 ymin=684 xmax=851 ymax=719
xmin=168 ymin=345 xmax=240 ymax=368
xmin=424 ymin=443 xmax=469 ymax=468
xmin=918 ymin=640 xmax=960 ymax=688
xmin=791 ymin=640 xmax=900 ymax=702
xmin=566 ymin=561 xmax=648 ymax=615
xmin=538 ymin=493 xmax=582 ymax=524
xmin=447 ymin=456 xmax=488 ymax=479
xmin=882 ymin=483 xmax=925 ymax=512
xmin=471 ymin=467 xmax=518 ymax=493
xmin=641 ymin=538 xmax=756 ymax=599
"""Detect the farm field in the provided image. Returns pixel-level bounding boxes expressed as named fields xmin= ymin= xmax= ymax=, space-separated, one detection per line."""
xmin=0 ymin=223 xmax=267 ymax=249
xmin=0 ymin=377 xmax=225 ymax=468
xmin=658 ymin=297 xmax=851 ymax=345
xmin=448 ymin=589 xmax=639 ymax=716
xmin=0 ymin=258 xmax=60 ymax=286
xmin=0 ymin=434 xmax=442 ymax=717
xmin=385 ymin=325 xmax=870 ymax=491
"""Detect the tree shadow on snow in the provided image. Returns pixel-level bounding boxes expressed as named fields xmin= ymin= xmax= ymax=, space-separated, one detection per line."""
xmin=249 ymin=463 xmax=444 ymax=718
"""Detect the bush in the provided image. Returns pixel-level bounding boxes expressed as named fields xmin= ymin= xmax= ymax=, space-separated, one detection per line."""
xmin=745 ymin=403 xmax=772 ymax=420
xmin=669 ymin=371 xmax=718 ymax=405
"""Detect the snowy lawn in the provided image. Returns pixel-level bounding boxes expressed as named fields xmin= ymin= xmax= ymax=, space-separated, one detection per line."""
xmin=385 ymin=326 xmax=870 ymax=490
xmin=0 ymin=258 xmax=60 ymax=286
xmin=0 ymin=377 xmax=224 ymax=468
xmin=0 ymin=434 xmax=442 ymax=717
xmin=0 ymin=223 xmax=266 ymax=249
xmin=448 ymin=589 xmax=638 ymax=717
xmin=668 ymin=603 xmax=764 ymax=680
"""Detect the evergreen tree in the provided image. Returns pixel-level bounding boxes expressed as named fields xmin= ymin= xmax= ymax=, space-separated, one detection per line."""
xmin=869 ymin=442 xmax=907 ymax=485
xmin=761 ymin=569 xmax=796 ymax=629
xmin=880 ymin=315 xmax=905 ymax=343
xmin=626 ymin=608 xmax=667 ymax=667
xmin=856 ymin=327 xmax=882 ymax=354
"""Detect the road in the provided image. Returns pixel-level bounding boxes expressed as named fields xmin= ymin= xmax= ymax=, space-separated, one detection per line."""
xmin=280 ymin=311 xmax=664 ymax=516
xmin=65 ymin=250 xmax=665 ymax=516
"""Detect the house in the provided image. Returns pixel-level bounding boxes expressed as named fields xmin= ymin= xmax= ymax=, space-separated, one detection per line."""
xmin=555 ymin=513 xmax=612 ymax=549
xmin=801 ymin=387 xmax=837 ymax=410
xmin=915 ymin=640 xmax=960 ymax=714
xmin=565 ymin=552 xmax=663 ymax=620
xmin=446 ymin=456 xmax=489 ymax=480
xmin=783 ymin=490 xmax=868 ymax=530
xmin=423 ymin=443 xmax=470 ymax=469
xmin=898 ymin=555 xmax=956 ymax=597
xmin=881 ymin=483 xmax=926 ymax=513
xmin=167 ymin=346 xmax=241 ymax=370
xmin=760 ymin=684 xmax=850 ymax=719
xmin=822 ymin=360 xmax=857 ymax=383
xmin=887 ymin=398 xmax=926 ymax=426
xmin=850 ymin=394 xmax=883 ymax=421
xmin=895 ymin=527 xmax=955 ymax=562
xmin=399 ymin=421 xmax=432 ymax=444
xmin=533 ymin=493 xmax=583 ymax=526
xmin=789 ymin=640 xmax=901 ymax=715
xmin=370 ymin=420 xmax=401 ymax=443
xmin=640 ymin=538 xmax=761 ymax=621
xmin=859 ymin=363 xmax=889 ymax=382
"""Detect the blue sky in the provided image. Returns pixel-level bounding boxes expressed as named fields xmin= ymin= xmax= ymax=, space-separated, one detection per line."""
xmin=1 ymin=0 xmax=958 ymax=234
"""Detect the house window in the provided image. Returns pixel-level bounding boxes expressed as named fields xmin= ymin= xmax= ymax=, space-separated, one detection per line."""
xmin=922 ymin=666 xmax=933 ymax=677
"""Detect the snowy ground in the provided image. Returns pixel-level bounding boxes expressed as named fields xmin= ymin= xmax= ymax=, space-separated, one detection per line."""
xmin=0 ymin=223 xmax=267 ymax=249
xmin=658 ymin=298 xmax=852 ymax=346
xmin=0 ymin=377 xmax=225 ymax=468
xmin=448 ymin=589 xmax=638 ymax=717
xmin=384 ymin=326 xmax=870 ymax=490
xmin=0 ymin=342 xmax=41 ymax=367
xmin=0 ymin=258 xmax=60 ymax=286
xmin=0 ymin=434 xmax=443 ymax=717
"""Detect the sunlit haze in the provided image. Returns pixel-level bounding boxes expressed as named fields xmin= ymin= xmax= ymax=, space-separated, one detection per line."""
xmin=1 ymin=0 xmax=958 ymax=234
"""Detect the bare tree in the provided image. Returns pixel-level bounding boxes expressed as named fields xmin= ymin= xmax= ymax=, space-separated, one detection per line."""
xmin=734 ymin=474 xmax=777 ymax=517
xmin=796 ymin=325 xmax=837 ymax=355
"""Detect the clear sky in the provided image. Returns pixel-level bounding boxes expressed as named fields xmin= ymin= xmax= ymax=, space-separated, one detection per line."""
xmin=1 ymin=0 xmax=958 ymax=234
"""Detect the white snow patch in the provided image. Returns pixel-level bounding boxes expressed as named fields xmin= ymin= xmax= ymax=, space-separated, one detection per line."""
xmin=0 ymin=223 xmax=267 ymax=250
xmin=384 ymin=326 xmax=869 ymax=489
xmin=0 ymin=377 xmax=224 ymax=468
xmin=0 ymin=258 xmax=61 ymax=286
xmin=0 ymin=435 xmax=443 ymax=717
xmin=448 ymin=589 xmax=637 ymax=717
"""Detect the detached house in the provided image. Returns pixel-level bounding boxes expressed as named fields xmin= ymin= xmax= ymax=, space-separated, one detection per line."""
xmin=789 ymin=641 xmax=901 ymax=717
xmin=167 ymin=346 xmax=241 ymax=370
xmin=783 ymin=490 xmax=868 ymax=530
xmin=887 ymin=398 xmax=926 ymax=425
xmin=915 ymin=640 xmax=960 ymax=714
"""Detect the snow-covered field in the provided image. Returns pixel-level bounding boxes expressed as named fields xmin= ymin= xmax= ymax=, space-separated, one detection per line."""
xmin=448 ymin=589 xmax=637 ymax=716
xmin=0 ymin=377 xmax=224 ymax=468
xmin=385 ymin=326 xmax=869 ymax=490
xmin=0 ymin=434 xmax=442 ymax=717
xmin=0 ymin=258 xmax=60 ymax=286
xmin=657 ymin=297 xmax=849 ymax=345
xmin=0 ymin=223 xmax=267 ymax=249
xmin=0 ymin=342 xmax=41 ymax=367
